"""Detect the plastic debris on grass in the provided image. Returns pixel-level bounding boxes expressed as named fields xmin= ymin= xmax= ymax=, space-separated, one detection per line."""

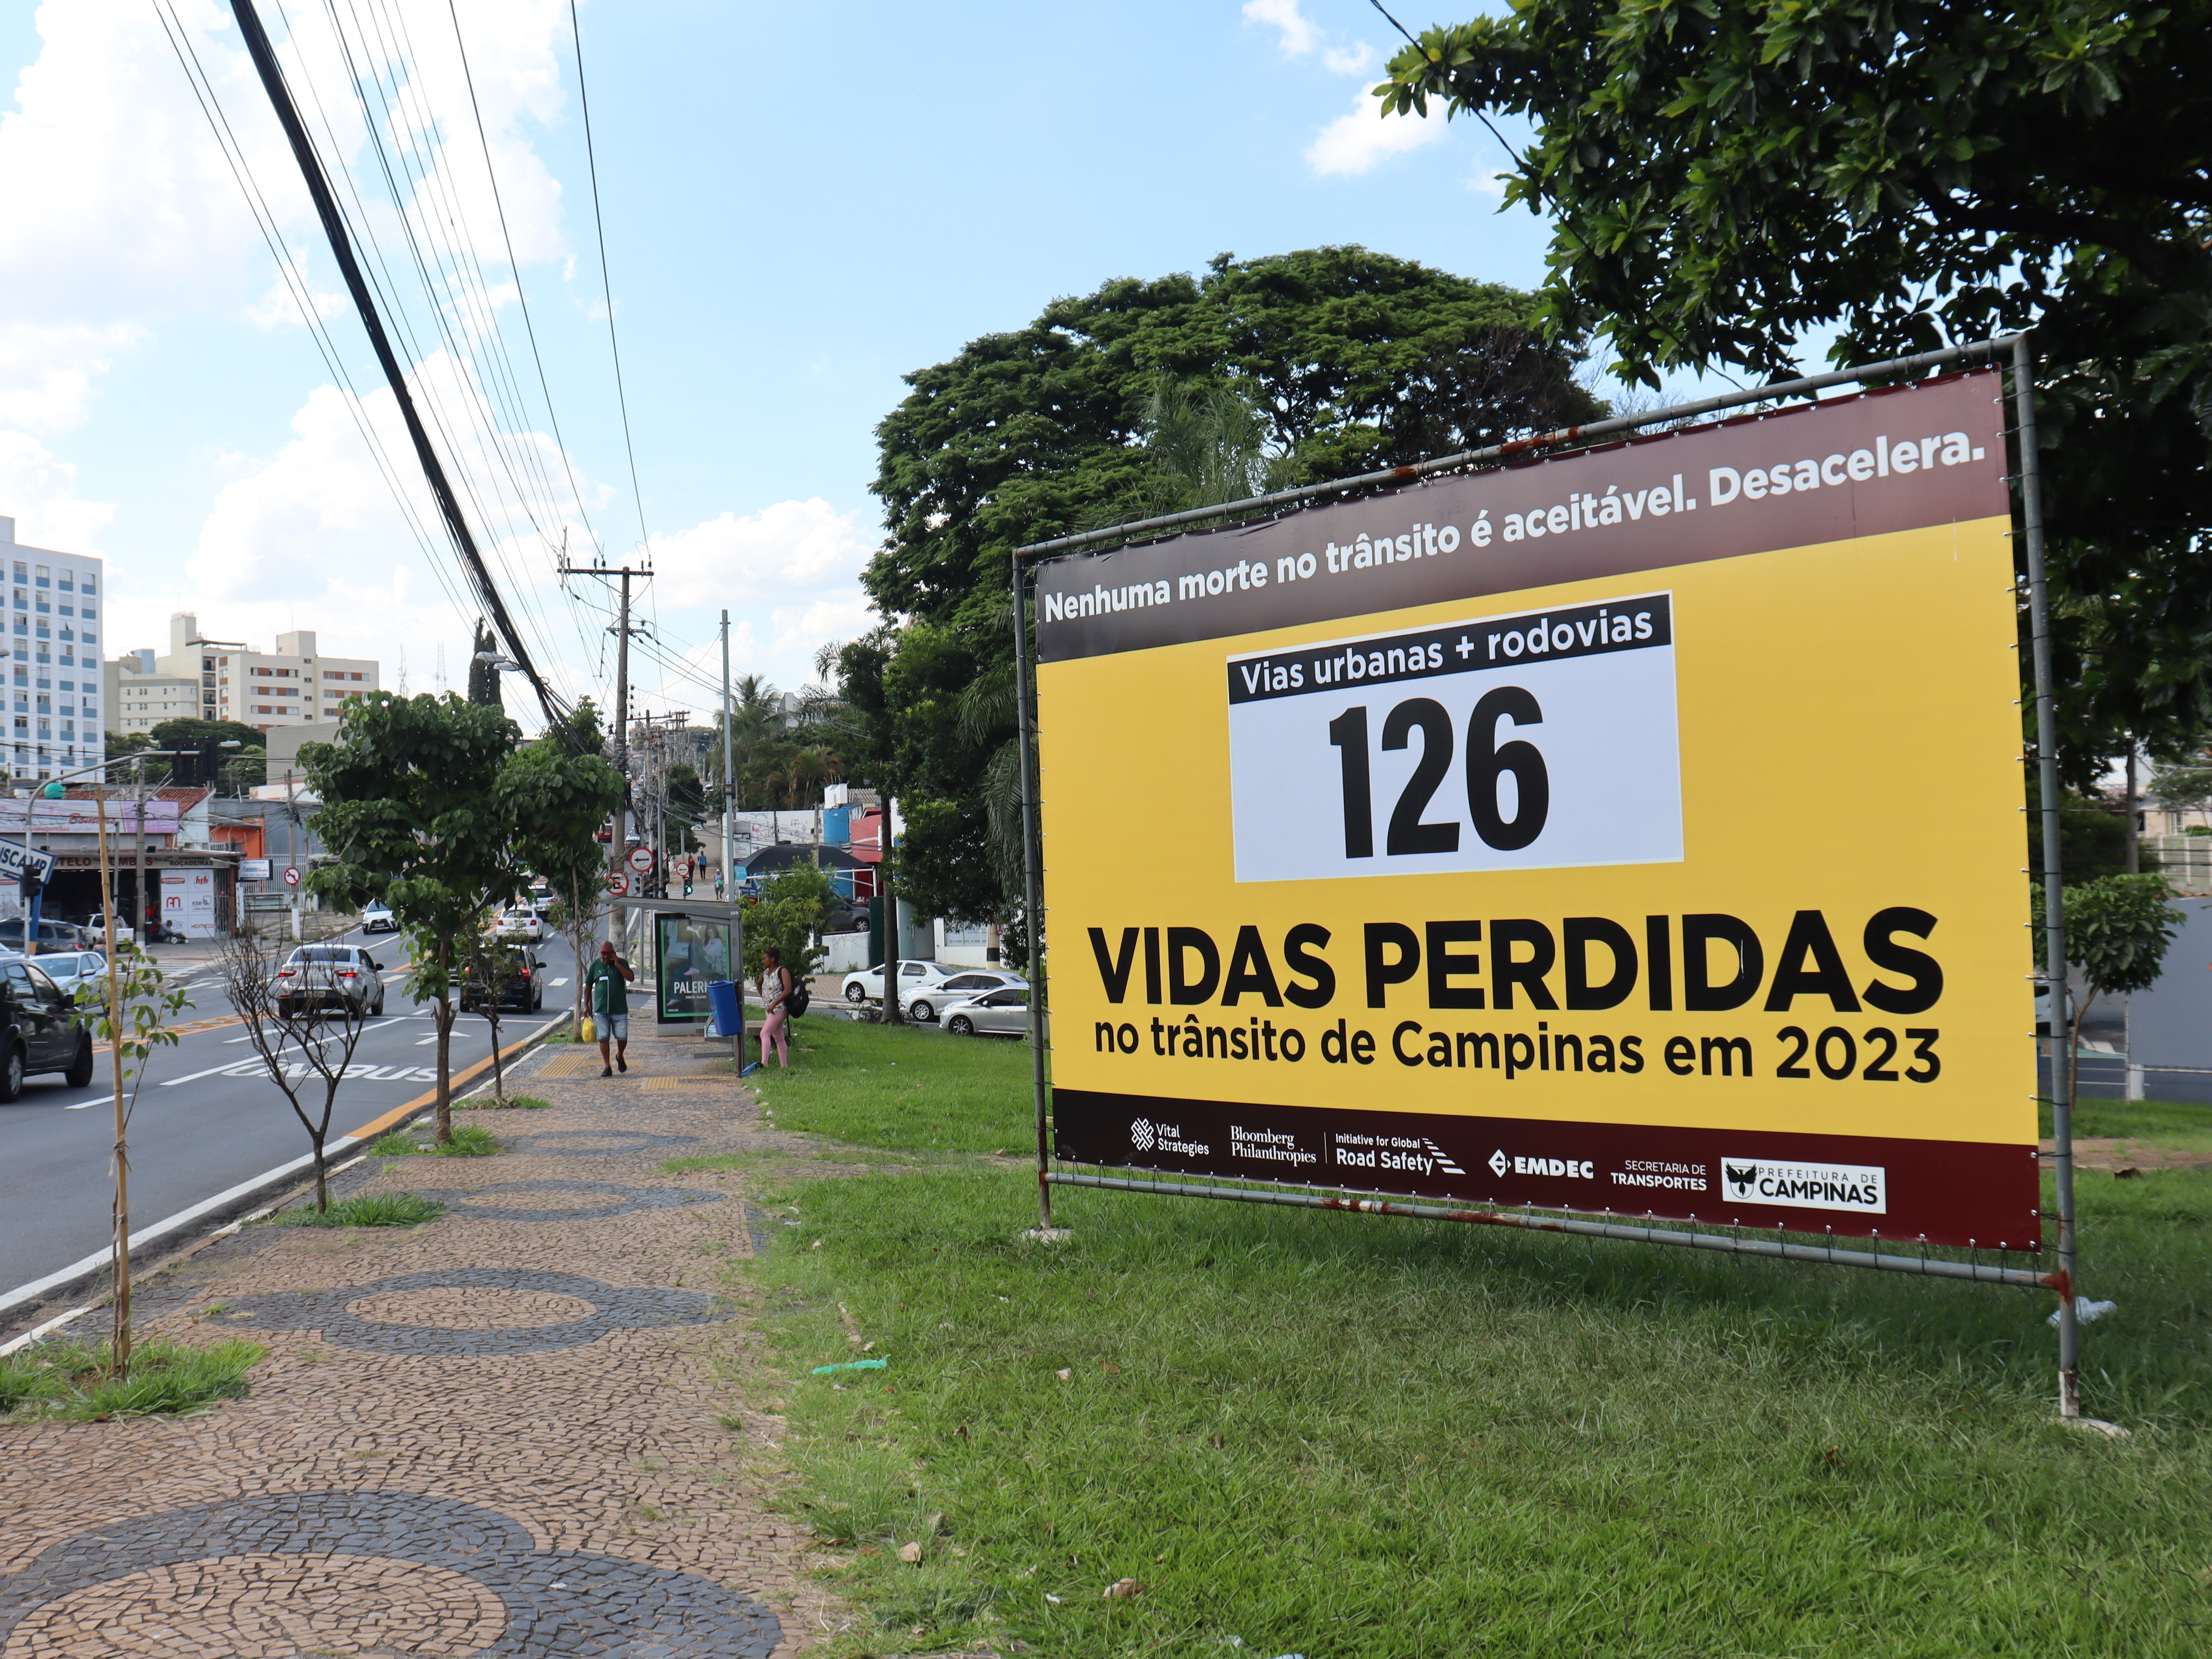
xmin=810 ymin=1358 xmax=887 ymax=1375
xmin=2049 ymin=1296 xmax=2120 ymax=1326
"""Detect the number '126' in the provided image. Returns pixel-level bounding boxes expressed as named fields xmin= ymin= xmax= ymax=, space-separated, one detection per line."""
xmin=1326 ymin=689 xmax=1550 ymax=859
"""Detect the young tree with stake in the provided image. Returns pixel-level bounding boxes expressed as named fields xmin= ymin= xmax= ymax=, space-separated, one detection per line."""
xmin=217 ymin=925 xmax=378 ymax=1211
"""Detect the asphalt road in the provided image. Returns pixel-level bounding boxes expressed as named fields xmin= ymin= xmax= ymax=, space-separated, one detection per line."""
xmin=0 ymin=925 xmax=582 ymax=1299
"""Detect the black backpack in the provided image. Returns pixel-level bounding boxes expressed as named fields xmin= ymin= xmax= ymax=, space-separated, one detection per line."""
xmin=787 ymin=976 xmax=811 ymax=1017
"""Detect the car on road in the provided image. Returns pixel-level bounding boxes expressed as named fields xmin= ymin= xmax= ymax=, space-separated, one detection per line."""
xmin=0 ymin=918 xmax=87 ymax=950
xmin=943 ymin=986 xmax=1034 ymax=1039
xmin=360 ymin=902 xmax=398 ymax=933
xmin=275 ymin=944 xmax=388 ymax=1018
xmin=492 ymin=904 xmax=546 ymax=944
xmin=904 ymin=969 xmax=1029 ymax=1023
xmin=0 ymin=956 xmax=93 ymax=1098
xmin=841 ymin=960 xmax=968 ymax=1005
xmin=84 ymin=913 xmax=136 ymax=947
xmin=22 ymin=950 xmax=107 ymax=1001
xmin=460 ymin=952 xmax=546 ymax=1014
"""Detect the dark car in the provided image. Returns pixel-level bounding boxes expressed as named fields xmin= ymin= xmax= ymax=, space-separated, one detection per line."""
xmin=460 ymin=953 xmax=546 ymax=1014
xmin=0 ymin=956 xmax=93 ymax=1100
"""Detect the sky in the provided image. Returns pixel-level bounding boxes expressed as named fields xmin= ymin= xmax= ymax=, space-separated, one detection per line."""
xmin=0 ymin=0 xmax=1589 ymax=733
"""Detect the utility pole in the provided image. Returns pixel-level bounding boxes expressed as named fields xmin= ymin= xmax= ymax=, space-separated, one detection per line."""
xmin=134 ymin=754 xmax=149 ymax=951
xmin=558 ymin=559 xmax=650 ymax=941
xmin=720 ymin=610 xmax=733 ymax=899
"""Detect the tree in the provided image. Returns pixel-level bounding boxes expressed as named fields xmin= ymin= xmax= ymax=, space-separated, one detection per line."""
xmin=2036 ymin=873 xmax=2183 ymax=1101
xmin=872 ymin=246 xmax=1597 ymax=634
xmin=857 ymin=249 xmax=1595 ymax=926
xmin=506 ymin=700 xmax=625 ymax=1024
xmin=467 ymin=618 xmax=504 ymax=710
xmin=740 ymin=861 xmax=832 ymax=986
xmin=217 ymin=924 xmax=375 ymax=1211
xmin=1375 ymin=5 xmax=2212 ymax=778
xmin=459 ymin=932 xmax=525 ymax=1105
xmin=301 ymin=694 xmax=528 ymax=1145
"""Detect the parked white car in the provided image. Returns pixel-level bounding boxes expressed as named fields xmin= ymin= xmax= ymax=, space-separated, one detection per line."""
xmin=842 ymin=960 xmax=964 ymax=1005
xmin=905 ymin=969 xmax=1028 ymax=1023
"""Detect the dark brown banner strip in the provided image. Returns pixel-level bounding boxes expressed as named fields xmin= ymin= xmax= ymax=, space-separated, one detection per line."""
xmin=1051 ymin=1087 xmax=2040 ymax=1251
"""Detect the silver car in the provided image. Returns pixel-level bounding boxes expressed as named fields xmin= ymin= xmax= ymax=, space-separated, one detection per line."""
xmin=29 ymin=950 xmax=107 ymax=1000
xmin=907 ymin=970 xmax=1028 ymax=1023
xmin=942 ymin=985 xmax=1033 ymax=1037
xmin=276 ymin=944 xmax=389 ymax=1017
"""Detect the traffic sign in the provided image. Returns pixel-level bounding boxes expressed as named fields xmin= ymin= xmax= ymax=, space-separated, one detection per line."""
xmin=626 ymin=845 xmax=656 ymax=875
xmin=606 ymin=871 xmax=631 ymax=896
xmin=281 ymin=866 xmax=302 ymax=888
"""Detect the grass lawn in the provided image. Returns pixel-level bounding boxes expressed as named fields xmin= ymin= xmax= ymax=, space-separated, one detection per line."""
xmin=2046 ymin=1093 xmax=2212 ymax=1153
xmin=743 ymin=1014 xmax=1034 ymax=1157
xmin=716 ymin=1033 xmax=2212 ymax=1657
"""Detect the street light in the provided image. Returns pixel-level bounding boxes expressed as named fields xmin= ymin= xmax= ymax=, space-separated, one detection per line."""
xmin=474 ymin=651 xmax=521 ymax=671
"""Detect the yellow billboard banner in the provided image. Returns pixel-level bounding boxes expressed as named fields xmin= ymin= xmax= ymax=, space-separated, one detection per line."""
xmin=1034 ymin=370 xmax=2037 ymax=1248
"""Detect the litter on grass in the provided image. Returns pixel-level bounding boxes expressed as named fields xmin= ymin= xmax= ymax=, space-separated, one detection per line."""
xmin=2049 ymin=1297 xmax=2119 ymax=1326
xmin=811 ymin=1358 xmax=888 ymax=1375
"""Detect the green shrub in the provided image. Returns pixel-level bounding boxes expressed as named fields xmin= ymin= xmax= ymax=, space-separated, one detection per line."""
xmin=268 ymin=1191 xmax=444 ymax=1228
xmin=0 ymin=1337 xmax=264 ymax=1421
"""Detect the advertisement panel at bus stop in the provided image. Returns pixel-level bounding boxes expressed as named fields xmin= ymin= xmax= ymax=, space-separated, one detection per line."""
xmin=1033 ymin=371 xmax=2038 ymax=1249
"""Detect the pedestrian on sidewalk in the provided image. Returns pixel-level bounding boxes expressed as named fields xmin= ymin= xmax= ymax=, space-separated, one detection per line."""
xmin=588 ymin=940 xmax=636 ymax=1077
xmin=757 ymin=946 xmax=792 ymax=1071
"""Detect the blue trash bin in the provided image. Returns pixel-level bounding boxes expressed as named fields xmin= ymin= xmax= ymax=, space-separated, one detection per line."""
xmin=705 ymin=980 xmax=742 ymax=1040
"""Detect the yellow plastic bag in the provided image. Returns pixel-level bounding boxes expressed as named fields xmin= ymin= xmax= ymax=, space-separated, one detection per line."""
xmin=578 ymin=1015 xmax=596 ymax=1043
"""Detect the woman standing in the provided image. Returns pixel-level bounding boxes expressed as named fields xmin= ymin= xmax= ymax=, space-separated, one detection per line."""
xmin=758 ymin=945 xmax=793 ymax=1071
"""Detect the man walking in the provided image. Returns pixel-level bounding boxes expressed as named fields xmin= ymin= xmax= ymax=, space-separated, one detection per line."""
xmin=587 ymin=939 xmax=636 ymax=1077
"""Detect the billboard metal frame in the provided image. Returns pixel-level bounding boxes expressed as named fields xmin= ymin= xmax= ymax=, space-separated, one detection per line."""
xmin=1012 ymin=333 xmax=2096 ymax=1418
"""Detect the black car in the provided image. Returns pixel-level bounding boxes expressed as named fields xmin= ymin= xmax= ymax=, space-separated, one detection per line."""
xmin=459 ymin=953 xmax=547 ymax=1014
xmin=0 ymin=957 xmax=93 ymax=1100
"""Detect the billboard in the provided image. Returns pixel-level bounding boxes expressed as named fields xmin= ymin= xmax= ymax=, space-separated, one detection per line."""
xmin=162 ymin=868 xmax=219 ymax=940
xmin=1034 ymin=371 xmax=2037 ymax=1249
xmin=655 ymin=912 xmax=733 ymax=1023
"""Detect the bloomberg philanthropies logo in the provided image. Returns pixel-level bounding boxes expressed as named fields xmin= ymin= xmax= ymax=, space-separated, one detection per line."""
xmin=1722 ymin=1156 xmax=1886 ymax=1214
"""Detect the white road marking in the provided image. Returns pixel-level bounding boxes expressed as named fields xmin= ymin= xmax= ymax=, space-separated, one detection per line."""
xmin=550 ymin=977 xmax=570 ymax=987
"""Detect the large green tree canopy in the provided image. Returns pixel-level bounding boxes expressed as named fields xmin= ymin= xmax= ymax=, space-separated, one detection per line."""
xmin=854 ymin=247 xmax=1594 ymax=920
xmin=869 ymin=245 xmax=1598 ymax=632
xmin=1377 ymin=0 xmax=2212 ymax=776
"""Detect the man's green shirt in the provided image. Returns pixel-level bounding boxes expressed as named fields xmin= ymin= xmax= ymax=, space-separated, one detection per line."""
xmin=586 ymin=958 xmax=629 ymax=1017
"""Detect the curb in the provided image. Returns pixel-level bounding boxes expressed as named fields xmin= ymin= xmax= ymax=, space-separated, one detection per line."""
xmin=0 ymin=1010 xmax=573 ymax=1329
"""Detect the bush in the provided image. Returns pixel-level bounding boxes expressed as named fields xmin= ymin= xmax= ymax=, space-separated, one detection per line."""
xmin=370 ymin=1122 xmax=500 ymax=1157
xmin=0 ymin=1337 xmax=264 ymax=1421
xmin=742 ymin=861 xmax=834 ymax=984
xmin=268 ymin=1191 xmax=444 ymax=1228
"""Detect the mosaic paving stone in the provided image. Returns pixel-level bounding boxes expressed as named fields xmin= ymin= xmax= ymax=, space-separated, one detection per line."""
xmin=500 ymin=1130 xmax=701 ymax=1158
xmin=0 ymin=1490 xmax=782 ymax=1657
xmin=201 ymin=1267 xmax=728 ymax=1356
xmin=404 ymin=1180 xmax=724 ymax=1224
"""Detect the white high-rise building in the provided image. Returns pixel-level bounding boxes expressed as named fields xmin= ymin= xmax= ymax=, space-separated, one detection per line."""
xmin=0 ymin=516 xmax=105 ymax=782
xmin=144 ymin=613 xmax=380 ymax=730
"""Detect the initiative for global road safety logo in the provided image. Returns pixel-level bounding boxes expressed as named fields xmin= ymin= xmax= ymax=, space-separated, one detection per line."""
xmin=1721 ymin=1156 xmax=1887 ymax=1214
xmin=1130 ymin=1119 xmax=1156 ymax=1153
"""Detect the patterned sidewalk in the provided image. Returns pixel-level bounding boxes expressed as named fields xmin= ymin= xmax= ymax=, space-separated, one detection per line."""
xmin=0 ymin=1021 xmax=845 ymax=1657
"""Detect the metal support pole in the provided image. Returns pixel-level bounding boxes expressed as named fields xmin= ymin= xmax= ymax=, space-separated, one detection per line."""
xmin=1012 ymin=555 xmax=1053 ymax=1232
xmin=2013 ymin=335 xmax=2081 ymax=1418
xmin=134 ymin=754 xmax=149 ymax=951
xmin=720 ymin=609 xmax=734 ymax=900
xmin=611 ymin=569 xmax=631 ymax=945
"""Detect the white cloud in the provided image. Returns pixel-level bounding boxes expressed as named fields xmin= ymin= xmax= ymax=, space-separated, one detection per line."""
xmin=1244 ymin=0 xmax=1377 ymax=76
xmin=1243 ymin=0 xmax=1321 ymax=58
xmin=1307 ymin=89 xmax=1448 ymax=177
xmin=0 ymin=431 xmax=114 ymax=553
xmin=645 ymin=499 xmax=874 ymax=609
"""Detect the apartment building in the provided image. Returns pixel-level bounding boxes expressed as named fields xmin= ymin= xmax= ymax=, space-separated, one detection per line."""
xmin=129 ymin=613 xmax=379 ymax=732
xmin=105 ymin=649 xmax=200 ymax=733
xmin=0 ymin=515 xmax=105 ymax=782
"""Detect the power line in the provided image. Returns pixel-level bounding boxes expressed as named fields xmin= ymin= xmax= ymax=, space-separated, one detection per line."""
xmin=567 ymin=0 xmax=651 ymax=557
xmin=227 ymin=0 xmax=567 ymax=725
